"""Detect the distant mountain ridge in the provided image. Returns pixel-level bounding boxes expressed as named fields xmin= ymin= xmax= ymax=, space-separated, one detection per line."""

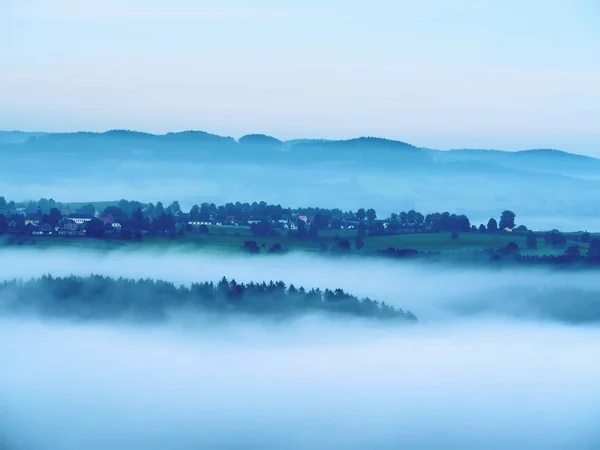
xmin=3 ymin=128 xmax=599 ymax=180
xmin=1 ymin=128 xmax=594 ymax=160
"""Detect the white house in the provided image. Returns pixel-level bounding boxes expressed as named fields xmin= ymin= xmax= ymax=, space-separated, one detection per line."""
xmin=188 ymin=221 xmax=211 ymax=226
xmin=68 ymin=214 xmax=94 ymax=225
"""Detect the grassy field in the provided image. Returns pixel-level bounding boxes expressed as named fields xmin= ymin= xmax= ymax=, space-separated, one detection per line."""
xmin=18 ymin=226 xmax=587 ymax=257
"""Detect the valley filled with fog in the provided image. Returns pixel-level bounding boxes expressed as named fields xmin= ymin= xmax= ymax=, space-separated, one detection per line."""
xmin=1 ymin=249 xmax=600 ymax=449
xmin=3 ymin=0 xmax=599 ymax=447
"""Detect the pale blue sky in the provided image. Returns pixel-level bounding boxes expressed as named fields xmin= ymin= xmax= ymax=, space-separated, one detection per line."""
xmin=1 ymin=0 xmax=599 ymax=153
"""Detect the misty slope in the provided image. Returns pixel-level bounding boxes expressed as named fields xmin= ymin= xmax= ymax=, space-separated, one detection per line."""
xmin=2 ymin=129 xmax=600 ymax=228
xmin=428 ymin=148 xmax=600 ymax=179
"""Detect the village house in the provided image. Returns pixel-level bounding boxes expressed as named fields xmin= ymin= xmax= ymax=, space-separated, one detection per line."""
xmin=24 ymin=211 xmax=43 ymax=226
xmin=342 ymin=220 xmax=360 ymax=230
xmin=99 ymin=215 xmax=122 ymax=230
xmin=188 ymin=220 xmax=212 ymax=226
xmin=277 ymin=219 xmax=291 ymax=229
xmin=67 ymin=213 xmax=94 ymax=225
xmin=31 ymin=223 xmax=54 ymax=235
xmin=57 ymin=219 xmax=85 ymax=236
xmin=25 ymin=223 xmax=38 ymax=235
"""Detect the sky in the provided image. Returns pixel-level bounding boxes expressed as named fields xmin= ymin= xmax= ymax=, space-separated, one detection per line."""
xmin=1 ymin=0 xmax=599 ymax=153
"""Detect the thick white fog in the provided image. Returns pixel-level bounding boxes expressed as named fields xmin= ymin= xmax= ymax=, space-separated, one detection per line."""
xmin=1 ymin=318 xmax=600 ymax=449
xmin=1 ymin=249 xmax=600 ymax=449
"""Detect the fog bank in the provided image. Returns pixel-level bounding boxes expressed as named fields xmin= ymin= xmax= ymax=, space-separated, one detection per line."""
xmin=1 ymin=248 xmax=600 ymax=323
xmin=2 ymin=248 xmax=600 ymax=448
xmin=1 ymin=317 xmax=599 ymax=450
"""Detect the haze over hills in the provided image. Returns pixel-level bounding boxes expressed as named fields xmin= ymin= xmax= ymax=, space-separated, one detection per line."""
xmin=1 ymin=129 xmax=600 ymax=230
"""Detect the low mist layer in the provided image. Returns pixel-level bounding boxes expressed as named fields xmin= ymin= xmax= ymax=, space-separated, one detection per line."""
xmin=2 ymin=248 xmax=600 ymax=449
xmin=1 ymin=248 xmax=600 ymax=323
xmin=1 ymin=318 xmax=599 ymax=449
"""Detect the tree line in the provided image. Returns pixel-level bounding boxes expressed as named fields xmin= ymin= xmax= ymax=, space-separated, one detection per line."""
xmin=377 ymin=235 xmax=600 ymax=267
xmin=0 ymin=195 xmax=528 ymax=241
xmin=0 ymin=275 xmax=417 ymax=323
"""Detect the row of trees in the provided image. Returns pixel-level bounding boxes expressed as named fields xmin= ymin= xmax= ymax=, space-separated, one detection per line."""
xmin=1 ymin=194 xmax=526 ymax=241
xmin=0 ymin=275 xmax=417 ymax=322
xmin=378 ymin=235 xmax=600 ymax=265
xmin=524 ymin=229 xmax=595 ymax=251
xmin=2 ymin=195 xmax=521 ymax=229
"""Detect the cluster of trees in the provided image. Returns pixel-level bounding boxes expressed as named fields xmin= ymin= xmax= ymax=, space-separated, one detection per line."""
xmin=476 ymin=211 xmax=519 ymax=233
xmin=383 ymin=210 xmax=520 ymax=234
xmin=490 ymin=239 xmax=600 ymax=265
xmin=0 ymin=275 xmax=417 ymax=322
xmin=102 ymin=199 xmax=354 ymax=227
xmin=0 ymin=196 xmax=17 ymax=213
xmin=0 ymin=196 xmax=91 ymax=216
xmin=240 ymin=208 xmax=523 ymax=238
xmin=2 ymin=196 xmax=520 ymax=229
xmin=524 ymin=229 xmax=595 ymax=254
xmin=378 ymin=236 xmax=600 ymax=267
xmin=1 ymin=195 xmax=527 ymax=241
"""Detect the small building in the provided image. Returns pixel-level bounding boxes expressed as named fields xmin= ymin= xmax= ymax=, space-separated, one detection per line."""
xmin=188 ymin=220 xmax=211 ymax=226
xmin=57 ymin=220 xmax=85 ymax=236
xmin=25 ymin=223 xmax=39 ymax=235
xmin=32 ymin=223 xmax=54 ymax=235
xmin=67 ymin=213 xmax=94 ymax=225
xmin=25 ymin=211 xmax=43 ymax=226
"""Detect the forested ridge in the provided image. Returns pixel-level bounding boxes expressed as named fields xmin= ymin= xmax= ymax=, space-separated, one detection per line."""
xmin=0 ymin=275 xmax=417 ymax=323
